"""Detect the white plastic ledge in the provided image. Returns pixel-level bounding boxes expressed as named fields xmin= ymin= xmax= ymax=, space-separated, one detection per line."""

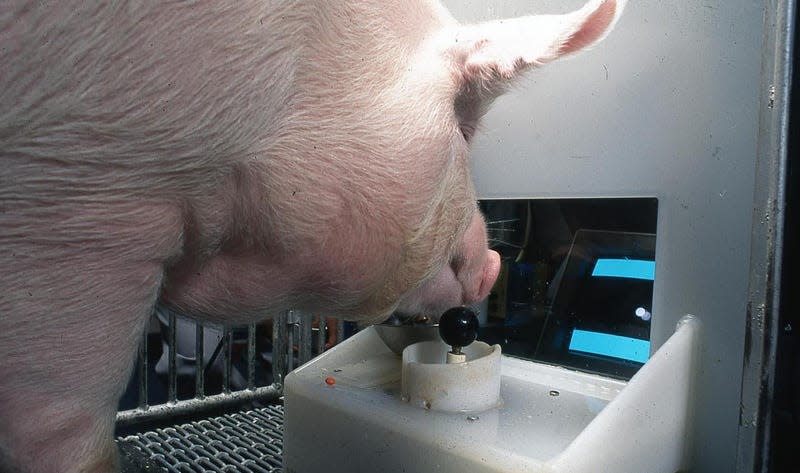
xmin=548 ymin=315 xmax=701 ymax=473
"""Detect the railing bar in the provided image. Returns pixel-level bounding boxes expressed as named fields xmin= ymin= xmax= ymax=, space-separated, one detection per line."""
xmin=272 ymin=311 xmax=288 ymax=386
xmin=167 ymin=311 xmax=177 ymax=404
xmin=287 ymin=315 xmax=295 ymax=373
xmin=337 ymin=317 xmax=345 ymax=345
xmin=222 ymin=327 xmax=232 ymax=394
xmin=195 ymin=324 xmax=205 ymax=399
xmin=116 ymin=385 xmax=281 ymax=428
xmin=247 ymin=323 xmax=256 ymax=390
xmin=299 ymin=312 xmax=313 ymax=365
xmin=316 ymin=315 xmax=327 ymax=355
xmin=138 ymin=329 xmax=148 ymax=410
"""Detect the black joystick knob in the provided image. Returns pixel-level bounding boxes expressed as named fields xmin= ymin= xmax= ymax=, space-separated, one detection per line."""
xmin=438 ymin=306 xmax=479 ymax=354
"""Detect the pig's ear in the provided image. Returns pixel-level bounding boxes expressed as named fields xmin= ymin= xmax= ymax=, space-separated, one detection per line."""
xmin=448 ymin=0 xmax=625 ymax=137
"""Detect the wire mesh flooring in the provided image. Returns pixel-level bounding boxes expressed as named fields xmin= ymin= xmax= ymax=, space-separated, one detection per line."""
xmin=117 ymin=405 xmax=284 ymax=472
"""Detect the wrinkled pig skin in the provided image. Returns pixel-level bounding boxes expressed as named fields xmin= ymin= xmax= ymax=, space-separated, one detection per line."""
xmin=0 ymin=1 xmax=624 ymax=471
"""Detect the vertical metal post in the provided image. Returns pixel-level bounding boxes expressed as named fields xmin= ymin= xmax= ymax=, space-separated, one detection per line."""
xmin=138 ymin=330 xmax=148 ymax=410
xmin=247 ymin=323 xmax=256 ymax=390
xmin=222 ymin=327 xmax=233 ymax=394
xmin=316 ymin=315 xmax=327 ymax=355
xmin=287 ymin=314 xmax=295 ymax=373
xmin=337 ymin=317 xmax=345 ymax=345
xmin=298 ymin=312 xmax=313 ymax=365
xmin=272 ymin=311 xmax=288 ymax=386
xmin=737 ymin=1 xmax=796 ymax=470
xmin=195 ymin=324 xmax=205 ymax=400
xmin=167 ymin=311 xmax=177 ymax=404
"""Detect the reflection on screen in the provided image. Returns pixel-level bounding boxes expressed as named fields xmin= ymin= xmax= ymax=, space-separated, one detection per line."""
xmin=568 ymin=329 xmax=650 ymax=363
xmin=576 ymin=258 xmax=654 ymax=363
xmin=591 ymin=259 xmax=655 ymax=281
xmin=534 ymin=229 xmax=657 ymax=379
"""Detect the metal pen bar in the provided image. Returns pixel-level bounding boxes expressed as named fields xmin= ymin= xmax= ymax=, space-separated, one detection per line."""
xmin=116 ymin=384 xmax=282 ymax=428
xmin=247 ymin=323 xmax=256 ymax=390
xmin=195 ymin=324 xmax=205 ymax=400
xmin=272 ymin=311 xmax=288 ymax=386
xmin=138 ymin=330 xmax=148 ymax=410
xmin=337 ymin=317 xmax=345 ymax=345
xmin=316 ymin=315 xmax=327 ymax=355
xmin=167 ymin=311 xmax=177 ymax=404
xmin=286 ymin=315 xmax=295 ymax=373
xmin=222 ymin=327 xmax=232 ymax=394
xmin=298 ymin=312 xmax=313 ymax=365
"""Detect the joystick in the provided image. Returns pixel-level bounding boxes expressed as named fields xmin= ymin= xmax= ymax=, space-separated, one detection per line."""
xmin=438 ymin=306 xmax=479 ymax=364
xmin=399 ymin=305 xmax=500 ymax=411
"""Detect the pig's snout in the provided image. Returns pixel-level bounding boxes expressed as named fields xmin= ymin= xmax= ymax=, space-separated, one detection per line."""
xmin=453 ymin=246 xmax=500 ymax=307
xmin=472 ymin=248 xmax=501 ymax=305
xmin=455 ymin=212 xmax=501 ymax=306
xmin=396 ymin=213 xmax=501 ymax=317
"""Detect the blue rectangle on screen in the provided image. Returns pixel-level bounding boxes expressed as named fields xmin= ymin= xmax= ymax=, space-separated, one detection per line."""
xmin=568 ymin=329 xmax=650 ymax=363
xmin=591 ymin=259 xmax=655 ymax=281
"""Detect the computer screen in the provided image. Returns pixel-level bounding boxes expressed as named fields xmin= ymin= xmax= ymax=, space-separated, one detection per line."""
xmin=535 ymin=230 xmax=656 ymax=379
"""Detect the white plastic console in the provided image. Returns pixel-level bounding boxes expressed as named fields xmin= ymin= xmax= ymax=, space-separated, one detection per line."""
xmin=283 ymin=316 xmax=699 ymax=473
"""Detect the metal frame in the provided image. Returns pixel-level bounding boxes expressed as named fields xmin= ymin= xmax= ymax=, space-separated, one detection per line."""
xmin=116 ymin=310 xmax=337 ymax=428
xmin=738 ymin=3 xmax=796 ymax=470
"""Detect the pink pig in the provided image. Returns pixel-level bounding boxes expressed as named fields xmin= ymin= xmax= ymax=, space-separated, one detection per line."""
xmin=0 ymin=1 xmax=624 ymax=471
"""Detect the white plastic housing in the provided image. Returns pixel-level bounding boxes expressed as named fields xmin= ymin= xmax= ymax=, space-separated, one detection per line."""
xmin=283 ymin=316 xmax=699 ymax=473
xmin=401 ymin=340 xmax=501 ymax=412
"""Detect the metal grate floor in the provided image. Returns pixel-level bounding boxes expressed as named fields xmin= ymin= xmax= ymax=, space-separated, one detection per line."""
xmin=118 ymin=405 xmax=284 ymax=472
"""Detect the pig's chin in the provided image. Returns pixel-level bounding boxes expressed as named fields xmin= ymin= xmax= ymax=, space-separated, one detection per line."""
xmin=393 ymin=267 xmax=464 ymax=320
xmin=393 ymin=298 xmax=456 ymax=321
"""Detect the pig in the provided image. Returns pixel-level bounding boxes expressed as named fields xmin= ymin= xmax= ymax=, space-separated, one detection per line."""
xmin=0 ymin=0 xmax=625 ymax=471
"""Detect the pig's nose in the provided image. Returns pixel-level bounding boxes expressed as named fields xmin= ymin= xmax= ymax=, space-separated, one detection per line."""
xmin=464 ymin=249 xmax=501 ymax=305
